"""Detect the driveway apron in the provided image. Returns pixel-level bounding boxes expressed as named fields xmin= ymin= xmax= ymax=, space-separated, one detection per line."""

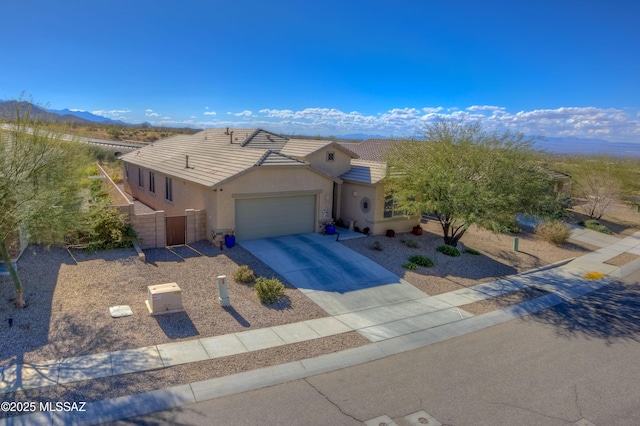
xmin=240 ymin=233 xmax=430 ymax=316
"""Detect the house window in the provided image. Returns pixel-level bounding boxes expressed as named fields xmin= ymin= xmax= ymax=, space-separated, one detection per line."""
xmin=149 ymin=171 xmax=155 ymax=193
xmin=138 ymin=168 xmax=144 ymax=188
xmin=124 ymin=164 xmax=129 ymax=180
xmin=165 ymin=177 xmax=173 ymax=202
xmin=383 ymin=194 xmax=404 ymax=218
xmin=326 ymin=151 xmax=335 ymax=162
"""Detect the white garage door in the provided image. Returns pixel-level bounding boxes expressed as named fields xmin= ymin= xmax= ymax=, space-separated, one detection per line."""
xmin=235 ymin=195 xmax=316 ymax=240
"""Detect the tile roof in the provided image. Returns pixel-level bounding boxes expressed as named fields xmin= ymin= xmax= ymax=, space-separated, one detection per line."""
xmin=121 ymin=128 xmax=346 ymax=188
xmin=339 ymin=160 xmax=387 ymax=184
xmin=281 ymin=138 xmax=359 ymax=159
xmin=338 ymin=138 xmax=403 ymax=162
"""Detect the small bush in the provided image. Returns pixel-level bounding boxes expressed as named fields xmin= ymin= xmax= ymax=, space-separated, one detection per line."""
xmin=535 ymin=220 xmax=571 ymax=244
xmin=254 ymin=277 xmax=285 ymax=304
xmin=464 ymin=247 xmax=481 ymax=255
xmin=406 ymin=240 xmax=419 ymax=249
xmin=581 ymin=219 xmax=613 ymax=235
xmin=408 ymin=255 xmax=434 ymax=268
xmin=233 ymin=265 xmax=255 ymax=284
xmin=403 ymin=262 xmax=418 ymax=270
xmin=362 ymin=227 xmax=370 ymax=235
xmin=436 ymin=245 xmax=461 ymax=257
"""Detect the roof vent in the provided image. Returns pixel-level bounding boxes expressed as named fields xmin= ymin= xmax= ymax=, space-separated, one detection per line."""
xmin=230 ymin=130 xmax=234 ymax=144
xmin=185 ymin=155 xmax=192 ymax=169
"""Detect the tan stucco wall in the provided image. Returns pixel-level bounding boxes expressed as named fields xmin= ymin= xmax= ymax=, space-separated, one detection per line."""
xmin=340 ymin=180 xmax=418 ymax=235
xmin=123 ymin=161 xmax=209 ymax=217
xmin=217 ymin=166 xmax=334 ymax=232
xmin=340 ymin=182 xmax=377 ymax=233
xmin=304 ymin=148 xmax=352 ymax=177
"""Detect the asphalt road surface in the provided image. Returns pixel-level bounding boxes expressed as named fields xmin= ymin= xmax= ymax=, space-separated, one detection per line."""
xmin=112 ymin=269 xmax=640 ymax=426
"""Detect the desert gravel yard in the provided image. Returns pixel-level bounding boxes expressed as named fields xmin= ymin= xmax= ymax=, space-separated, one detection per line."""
xmin=0 ymin=241 xmax=339 ymax=366
xmin=339 ymin=220 xmax=601 ymax=297
xmin=1 ymin=204 xmax=638 ymax=410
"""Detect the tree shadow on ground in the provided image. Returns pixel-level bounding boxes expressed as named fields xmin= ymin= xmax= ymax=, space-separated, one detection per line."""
xmin=154 ymin=312 xmax=200 ymax=339
xmin=0 ymin=246 xmax=75 ymax=362
xmin=568 ymin=207 xmax=638 ymax=236
xmin=522 ymin=282 xmax=640 ymax=344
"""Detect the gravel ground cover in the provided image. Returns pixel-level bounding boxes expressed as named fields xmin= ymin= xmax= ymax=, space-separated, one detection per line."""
xmin=0 ymin=241 xmax=333 ymax=366
xmin=340 ymin=220 xmax=600 ymax=296
xmin=458 ymin=287 xmax=552 ymax=316
xmin=2 ymin=205 xmax=639 ymax=411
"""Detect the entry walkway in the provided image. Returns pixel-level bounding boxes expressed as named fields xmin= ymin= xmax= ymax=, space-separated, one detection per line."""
xmin=2 ymin=230 xmax=640 ymax=425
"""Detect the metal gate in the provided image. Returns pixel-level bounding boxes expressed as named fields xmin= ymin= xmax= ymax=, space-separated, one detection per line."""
xmin=165 ymin=216 xmax=186 ymax=246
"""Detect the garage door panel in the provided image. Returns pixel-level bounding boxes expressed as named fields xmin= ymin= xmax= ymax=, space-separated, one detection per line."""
xmin=236 ymin=195 xmax=316 ymax=240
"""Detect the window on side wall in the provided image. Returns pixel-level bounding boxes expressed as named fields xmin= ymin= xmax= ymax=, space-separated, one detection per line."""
xmin=138 ymin=168 xmax=143 ymax=188
xmin=165 ymin=177 xmax=173 ymax=202
xmin=125 ymin=164 xmax=129 ymax=180
xmin=383 ymin=194 xmax=404 ymax=218
xmin=149 ymin=171 xmax=155 ymax=193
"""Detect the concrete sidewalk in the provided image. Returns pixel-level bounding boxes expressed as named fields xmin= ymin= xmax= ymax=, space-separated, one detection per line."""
xmin=2 ymin=230 xmax=640 ymax=426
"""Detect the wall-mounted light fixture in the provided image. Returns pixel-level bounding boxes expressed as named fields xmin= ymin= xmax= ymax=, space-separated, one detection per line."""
xmin=353 ymin=191 xmax=358 ymax=197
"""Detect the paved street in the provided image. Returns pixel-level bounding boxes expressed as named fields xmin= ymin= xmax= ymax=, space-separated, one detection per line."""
xmin=116 ymin=269 xmax=640 ymax=426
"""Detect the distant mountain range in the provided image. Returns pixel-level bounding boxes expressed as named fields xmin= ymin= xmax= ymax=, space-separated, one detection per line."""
xmin=535 ymin=137 xmax=640 ymax=158
xmin=0 ymin=101 xmax=135 ymax=126
xmin=47 ymin=108 xmax=129 ymax=125
xmin=2 ymin=101 xmax=638 ymax=157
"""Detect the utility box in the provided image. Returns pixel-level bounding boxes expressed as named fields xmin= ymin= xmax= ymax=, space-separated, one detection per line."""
xmin=145 ymin=282 xmax=185 ymax=315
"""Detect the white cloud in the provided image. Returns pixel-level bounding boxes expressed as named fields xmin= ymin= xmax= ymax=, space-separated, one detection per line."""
xmin=69 ymin=108 xmax=85 ymax=112
xmin=151 ymin=105 xmax=640 ymax=143
xmin=466 ymin=105 xmax=505 ymax=112
xmin=234 ymin=110 xmax=253 ymax=117
xmin=145 ymin=109 xmax=160 ymax=117
xmin=203 ymin=111 xmax=217 ymax=116
xmin=91 ymin=109 xmax=131 ymax=120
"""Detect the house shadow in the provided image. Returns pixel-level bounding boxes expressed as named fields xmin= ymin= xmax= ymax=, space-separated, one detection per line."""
xmin=144 ymin=248 xmax=186 ymax=265
xmin=153 ymin=312 xmax=200 ymax=339
xmin=520 ymin=281 xmax=640 ymax=343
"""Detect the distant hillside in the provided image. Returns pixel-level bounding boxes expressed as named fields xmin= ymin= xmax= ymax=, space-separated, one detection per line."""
xmin=0 ymin=101 xmax=92 ymax=124
xmin=536 ymin=137 xmax=640 ymax=158
xmin=47 ymin=108 xmax=128 ymax=125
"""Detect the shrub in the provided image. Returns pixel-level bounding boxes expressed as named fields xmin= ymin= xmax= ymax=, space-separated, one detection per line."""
xmin=403 ymin=262 xmax=418 ymax=270
xmin=464 ymin=247 xmax=481 ymax=255
xmin=535 ymin=220 xmax=570 ymax=244
xmin=362 ymin=227 xmax=370 ymax=235
xmin=581 ymin=219 xmax=613 ymax=235
xmin=371 ymin=241 xmax=383 ymax=251
xmin=436 ymin=245 xmax=461 ymax=257
xmin=406 ymin=240 xmax=419 ymax=249
xmin=408 ymin=255 xmax=434 ymax=268
xmin=254 ymin=277 xmax=285 ymax=304
xmin=233 ymin=265 xmax=255 ymax=284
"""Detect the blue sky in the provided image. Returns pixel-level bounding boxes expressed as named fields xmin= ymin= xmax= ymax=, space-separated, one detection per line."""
xmin=2 ymin=1 xmax=639 ymax=142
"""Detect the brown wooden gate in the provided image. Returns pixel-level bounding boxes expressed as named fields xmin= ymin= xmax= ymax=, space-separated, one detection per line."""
xmin=165 ymin=216 xmax=186 ymax=246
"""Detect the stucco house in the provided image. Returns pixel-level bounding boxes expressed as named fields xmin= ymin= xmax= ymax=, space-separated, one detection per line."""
xmin=120 ymin=129 xmax=419 ymax=246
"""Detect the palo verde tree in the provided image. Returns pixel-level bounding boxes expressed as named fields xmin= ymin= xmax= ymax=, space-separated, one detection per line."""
xmin=0 ymin=106 xmax=89 ymax=308
xmin=385 ymin=119 xmax=564 ymax=246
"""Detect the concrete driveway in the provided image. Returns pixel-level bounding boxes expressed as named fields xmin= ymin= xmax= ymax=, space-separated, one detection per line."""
xmin=240 ymin=233 xmax=443 ymax=317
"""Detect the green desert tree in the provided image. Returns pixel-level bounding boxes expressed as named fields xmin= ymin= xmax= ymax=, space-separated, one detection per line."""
xmin=0 ymin=107 xmax=90 ymax=308
xmin=385 ymin=119 xmax=564 ymax=246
